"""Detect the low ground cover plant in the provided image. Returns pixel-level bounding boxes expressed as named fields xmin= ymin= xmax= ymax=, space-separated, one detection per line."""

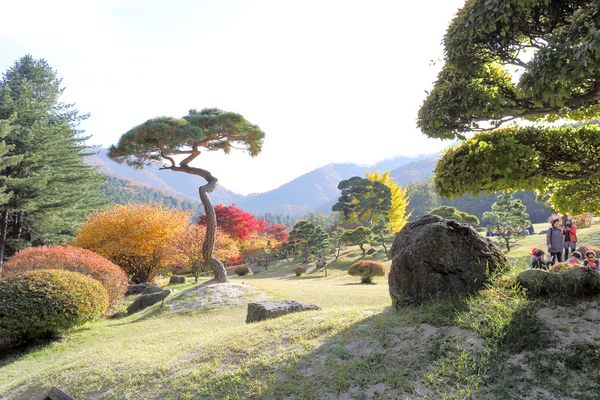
xmin=0 ymin=269 xmax=109 ymax=341
xmin=2 ymin=245 xmax=127 ymax=309
xmin=348 ymin=260 xmax=386 ymax=283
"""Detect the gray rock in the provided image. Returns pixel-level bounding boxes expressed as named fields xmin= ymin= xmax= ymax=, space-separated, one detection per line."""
xmin=141 ymin=285 xmax=164 ymax=294
xmin=126 ymin=283 xmax=151 ymax=295
xmin=389 ymin=215 xmax=507 ymax=306
xmin=246 ymin=300 xmax=321 ymax=323
xmin=127 ymin=289 xmax=172 ymax=314
xmin=517 ymin=267 xmax=600 ymax=296
xmin=169 ymin=275 xmax=186 ymax=284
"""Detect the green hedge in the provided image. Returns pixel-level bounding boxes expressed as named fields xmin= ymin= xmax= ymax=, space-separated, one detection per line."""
xmin=0 ymin=269 xmax=109 ymax=340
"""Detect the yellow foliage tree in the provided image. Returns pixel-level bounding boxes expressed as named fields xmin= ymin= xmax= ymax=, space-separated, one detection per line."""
xmin=73 ymin=203 xmax=189 ymax=283
xmin=365 ymin=170 xmax=411 ymax=233
xmin=169 ymin=224 xmax=240 ymax=282
xmin=239 ymin=233 xmax=282 ymax=265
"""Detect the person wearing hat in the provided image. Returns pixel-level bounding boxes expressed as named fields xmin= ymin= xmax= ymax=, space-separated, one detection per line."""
xmin=546 ymin=218 xmax=563 ymax=264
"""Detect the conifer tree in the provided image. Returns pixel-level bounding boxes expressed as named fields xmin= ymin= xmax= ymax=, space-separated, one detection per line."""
xmin=483 ymin=192 xmax=529 ymax=252
xmin=0 ymin=55 xmax=107 ymax=270
xmin=418 ymin=0 xmax=600 ymax=214
xmin=109 ymin=108 xmax=265 ymax=282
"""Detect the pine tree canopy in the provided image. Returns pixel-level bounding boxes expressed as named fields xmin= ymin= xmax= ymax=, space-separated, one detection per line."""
xmin=418 ymin=0 xmax=600 ymax=214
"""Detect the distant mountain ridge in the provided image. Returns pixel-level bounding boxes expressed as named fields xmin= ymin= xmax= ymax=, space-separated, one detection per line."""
xmin=85 ymin=148 xmax=440 ymax=217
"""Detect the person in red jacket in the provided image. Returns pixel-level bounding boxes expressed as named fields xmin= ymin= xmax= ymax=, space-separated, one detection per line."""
xmin=562 ymin=218 xmax=577 ymax=260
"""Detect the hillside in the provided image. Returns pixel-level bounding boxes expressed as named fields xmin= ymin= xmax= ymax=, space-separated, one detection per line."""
xmin=89 ymin=149 xmax=553 ymax=222
xmin=1 ymin=225 xmax=599 ymax=399
xmin=86 ymin=148 xmax=439 ymax=217
xmin=101 ymin=176 xmax=205 ymax=216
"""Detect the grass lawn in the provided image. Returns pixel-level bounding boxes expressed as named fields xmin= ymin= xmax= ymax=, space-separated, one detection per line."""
xmin=1 ymin=226 xmax=599 ymax=399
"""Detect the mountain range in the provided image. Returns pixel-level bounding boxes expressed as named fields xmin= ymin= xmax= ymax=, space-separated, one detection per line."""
xmin=85 ymin=148 xmax=440 ymax=217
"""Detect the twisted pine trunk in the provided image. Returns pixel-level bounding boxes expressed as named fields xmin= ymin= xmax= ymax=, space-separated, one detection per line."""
xmin=199 ymin=178 xmax=227 ymax=283
xmin=167 ymin=159 xmax=227 ymax=283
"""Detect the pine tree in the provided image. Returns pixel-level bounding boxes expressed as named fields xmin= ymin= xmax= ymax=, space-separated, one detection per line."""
xmin=0 ymin=55 xmax=107 ymax=269
xmin=483 ymin=192 xmax=529 ymax=252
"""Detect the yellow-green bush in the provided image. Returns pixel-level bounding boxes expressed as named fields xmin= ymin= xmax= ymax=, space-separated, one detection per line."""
xmin=0 ymin=269 xmax=109 ymax=340
xmin=348 ymin=260 xmax=386 ymax=283
xmin=292 ymin=266 xmax=306 ymax=276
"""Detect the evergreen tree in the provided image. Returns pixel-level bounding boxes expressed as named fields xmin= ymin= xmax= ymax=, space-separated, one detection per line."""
xmin=418 ymin=0 xmax=600 ymax=214
xmin=0 ymin=55 xmax=107 ymax=269
xmin=288 ymin=220 xmax=316 ymax=263
xmin=341 ymin=226 xmax=373 ymax=257
xmin=483 ymin=192 xmax=529 ymax=252
xmin=109 ymin=108 xmax=265 ymax=283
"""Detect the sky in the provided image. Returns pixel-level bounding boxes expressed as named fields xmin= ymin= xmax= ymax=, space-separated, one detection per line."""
xmin=1 ymin=0 xmax=466 ymax=195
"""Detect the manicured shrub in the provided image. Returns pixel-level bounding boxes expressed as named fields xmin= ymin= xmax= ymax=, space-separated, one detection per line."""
xmin=234 ymin=265 xmax=251 ymax=276
xmin=548 ymin=262 xmax=577 ymax=274
xmin=577 ymin=245 xmax=600 ymax=257
xmin=0 ymin=270 xmax=109 ymax=340
xmin=292 ymin=266 xmax=307 ymax=276
xmin=348 ymin=260 xmax=386 ymax=283
xmin=3 ymin=245 xmax=127 ymax=309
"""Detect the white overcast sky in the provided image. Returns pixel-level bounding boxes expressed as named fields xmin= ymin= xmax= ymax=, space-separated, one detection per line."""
xmin=1 ymin=0 xmax=466 ymax=195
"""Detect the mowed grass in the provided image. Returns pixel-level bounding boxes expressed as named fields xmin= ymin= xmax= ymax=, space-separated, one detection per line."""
xmin=0 ymin=225 xmax=599 ymax=399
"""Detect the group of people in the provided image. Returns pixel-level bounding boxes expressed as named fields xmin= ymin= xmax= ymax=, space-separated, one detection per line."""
xmin=530 ymin=217 xmax=600 ymax=271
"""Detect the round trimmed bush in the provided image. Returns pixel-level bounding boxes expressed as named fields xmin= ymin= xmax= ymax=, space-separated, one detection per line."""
xmin=2 ymin=245 xmax=127 ymax=309
xmin=577 ymin=245 xmax=600 ymax=257
xmin=0 ymin=269 xmax=109 ymax=340
xmin=348 ymin=260 xmax=386 ymax=283
xmin=548 ymin=262 xmax=578 ymax=274
xmin=234 ymin=265 xmax=251 ymax=276
xmin=292 ymin=266 xmax=307 ymax=276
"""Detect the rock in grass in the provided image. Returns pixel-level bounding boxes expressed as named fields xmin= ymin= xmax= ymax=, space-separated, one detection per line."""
xmin=246 ymin=300 xmax=321 ymax=323
xmin=389 ymin=215 xmax=507 ymax=306
xmin=127 ymin=289 xmax=172 ymax=314
xmin=169 ymin=275 xmax=186 ymax=284
xmin=517 ymin=267 xmax=600 ymax=296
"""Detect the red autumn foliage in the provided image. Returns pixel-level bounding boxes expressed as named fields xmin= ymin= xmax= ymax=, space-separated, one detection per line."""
xmin=2 ymin=245 xmax=127 ymax=308
xmin=198 ymin=204 xmax=261 ymax=241
xmin=262 ymin=223 xmax=289 ymax=242
xmin=198 ymin=204 xmax=288 ymax=242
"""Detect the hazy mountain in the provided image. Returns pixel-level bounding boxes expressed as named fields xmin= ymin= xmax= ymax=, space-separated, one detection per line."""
xmin=86 ymin=148 xmax=441 ymax=217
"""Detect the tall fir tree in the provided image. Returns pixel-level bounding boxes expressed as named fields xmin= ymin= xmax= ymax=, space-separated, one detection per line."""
xmin=0 ymin=55 xmax=107 ymax=270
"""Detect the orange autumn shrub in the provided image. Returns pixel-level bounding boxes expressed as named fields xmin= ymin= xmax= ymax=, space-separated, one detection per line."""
xmin=3 ymin=245 xmax=127 ymax=308
xmin=74 ymin=203 xmax=189 ymax=283
xmin=169 ymin=224 xmax=240 ymax=282
xmin=348 ymin=260 xmax=387 ymax=283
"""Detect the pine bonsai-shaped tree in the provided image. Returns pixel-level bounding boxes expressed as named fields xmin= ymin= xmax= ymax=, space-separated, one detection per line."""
xmin=108 ymin=108 xmax=265 ymax=283
xmin=418 ymin=0 xmax=600 ymax=215
xmin=483 ymin=192 xmax=529 ymax=252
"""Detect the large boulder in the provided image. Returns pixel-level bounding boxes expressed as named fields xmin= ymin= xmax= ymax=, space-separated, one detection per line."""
xmin=127 ymin=289 xmax=172 ymax=314
xmin=246 ymin=300 xmax=321 ymax=323
xmin=389 ymin=215 xmax=507 ymax=306
xmin=517 ymin=267 xmax=600 ymax=296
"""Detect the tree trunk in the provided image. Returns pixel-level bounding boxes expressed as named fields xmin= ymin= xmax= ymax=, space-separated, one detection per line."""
xmin=199 ymin=179 xmax=227 ymax=283
xmin=167 ymin=160 xmax=227 ymax=283
xmin=0 ymin=209 xmax=8 ymax=274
